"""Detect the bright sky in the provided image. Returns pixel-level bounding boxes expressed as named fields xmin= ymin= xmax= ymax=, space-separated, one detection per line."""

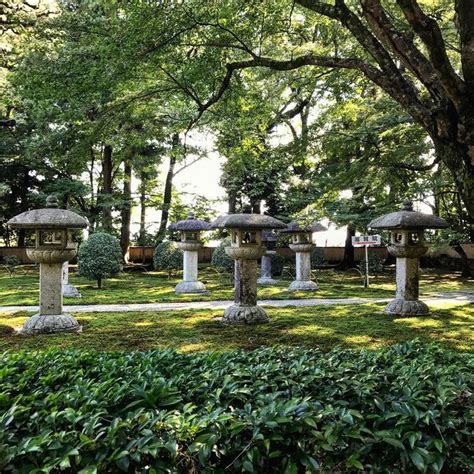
xmin=128 ymin=131 xmax=349 ymax=246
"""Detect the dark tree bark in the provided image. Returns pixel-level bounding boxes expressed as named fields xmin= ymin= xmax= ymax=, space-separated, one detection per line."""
xmin=340 ymin=223 xmax=356 ymax=269
xmin=228 ymin=190 xmax=237 ymax=214
xmin=251 ymin=199 xmax=261 ymax=214
xmin=138 ymin=172 xmax=147 ymax=247
xmin=156 ymin=134 xmax=178 ymax=243
xmin=120 ymin=158 xmax=132 ymax=261
xmin=101 ymin=144 xmax=113 ymax=232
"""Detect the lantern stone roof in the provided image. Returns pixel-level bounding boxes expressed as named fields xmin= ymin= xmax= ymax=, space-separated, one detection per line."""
xmin=369 ymin=201 xmax=448 ymax=230
xmin=169 ymin=212 xmax=210 ymax=231
xmin=7 ymin=195 xmax=88 ymax=230
xmin=262 ymin=230 xmax=278 ymax=242
xmin=279 ymin=221 xmax=327 ymax=234
xmin=211 ymin=213 xmax=286 ymax=230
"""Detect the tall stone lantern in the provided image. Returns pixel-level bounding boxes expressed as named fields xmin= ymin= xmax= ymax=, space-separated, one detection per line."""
xmin=369 ymin=200 xmax=448 ymax=316
xmin=257 ymin=230 xmax=279 ymax=285
xmin=7 ymin=195 xmax=88 ymax=334
xmin=211 ymin=213 xmax=286 ymax=324
xmin=280 ymin=222 xmax=327 ymax=291
xmin=169 ymin=212 xmax=210 ymax=294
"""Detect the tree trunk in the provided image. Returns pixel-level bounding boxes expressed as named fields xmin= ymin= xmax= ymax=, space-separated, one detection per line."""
xmin=433 ymin=140 xmax=474 ymax=242
xmin=97 ymin=277 xmax=102 ymax=289
xmin=101 ymin=144 xmax=113 ymax=233
xmin=452 ymin=243 xmax=472 ymax=278
xmin=251 ymin=199 xmax=261 ymax=214
xmin=156 ymin=134 xmax=178 ymax=243
xmin=228 ymin=190 xmax=237 ymax=214
xmin=120 ymin=158 xmax=132 ymax=261
xmin=340 ymin=224 xmax=356 ymax=269
xmin=138 ymin=173 xmax=147 ymax=246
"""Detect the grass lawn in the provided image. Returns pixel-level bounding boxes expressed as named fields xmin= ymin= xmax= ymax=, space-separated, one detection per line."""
xmin=0 ymin=301 xmax=472 ymax=352
xmin=0 ymin=266 xmax=472 ymax=306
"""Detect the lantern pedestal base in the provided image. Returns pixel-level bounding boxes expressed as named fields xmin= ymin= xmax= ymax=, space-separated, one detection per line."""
xmin=222 ymin=304 xmax=269 ymax=325
xmin=63 ymin=283 xmax=82 ymax=298
xmin=174 ymin=281 xmax=207 ymax=294
xmin=384 ymin=299 xmax=430 ymax=317
xmin=19 ymin=313 xmax=81 ymax=334
xmin=257 ymin=276 xmax=279 ymax=285
xmin=288 ymin=280 xmax=318 ymax=291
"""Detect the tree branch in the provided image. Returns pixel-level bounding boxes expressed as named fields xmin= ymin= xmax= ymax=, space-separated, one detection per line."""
xmin=294 ymin=0 xmax=432 ymax=129
xmin=396 ymin=0 xmax=465 ymax=105
xmin=361 ymin=0 xmax=446 ymax=103
xmin=456 ymin=0 xmax=474 ymax=90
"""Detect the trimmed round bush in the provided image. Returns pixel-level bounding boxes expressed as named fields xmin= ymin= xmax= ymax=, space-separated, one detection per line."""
xmin=153 ymin=241 xmax=182 ymax=276
xmin=0 ymin=342 xmax=472 ymax=472
xmin=77 ymin=232 xmax=122 ymax=288
xmin=211 ymin=239 xmax=234 ymax=272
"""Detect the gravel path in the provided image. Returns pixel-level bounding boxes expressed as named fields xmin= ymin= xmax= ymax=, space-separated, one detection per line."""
xmin=0 ymin=291 xmax=472 ymax=314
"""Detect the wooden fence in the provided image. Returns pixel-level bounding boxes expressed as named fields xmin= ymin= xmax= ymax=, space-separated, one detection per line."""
xmin=2 ymin=244 xmax=472 ymax=265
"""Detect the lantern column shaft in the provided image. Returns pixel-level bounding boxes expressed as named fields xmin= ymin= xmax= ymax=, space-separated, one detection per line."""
xmin=261 ymin=255 xmax=272 ymax=279
xmin=296 ymin=252 xmax=311 ymax=281
xmin=183 ymin=250 xmax=198 ymax=281
xmin=395 ymin=258 xmax=419 ymax=300
xmin=236 ymin=259 xmax=257 ymax=306
xmin=40 ymin=263 xmax=63 ymax=315
xmin=288 ymin=248 xmax=317 ymax=291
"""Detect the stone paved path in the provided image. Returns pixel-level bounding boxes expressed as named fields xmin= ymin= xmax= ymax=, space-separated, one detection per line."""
xmin=0 ymin=291 xmax=472 ymax=314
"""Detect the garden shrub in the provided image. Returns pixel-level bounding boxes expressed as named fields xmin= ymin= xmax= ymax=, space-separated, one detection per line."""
xmin=77 ymin=232 xmax=122 ymax=289
xmin=358 ymin=254 xmax=387 ymax=277
xmin=2 ymin=255 xmax=20 ymax=276
xmin=211 ymin=238 xmax=233 ymax=272
xmin=311 ymin=246 xmax=326 ymax=267
xmin=153 ymin=241 xmax=182 ymax=277
xmin=0 ymin=342 xmax=472 ymax=473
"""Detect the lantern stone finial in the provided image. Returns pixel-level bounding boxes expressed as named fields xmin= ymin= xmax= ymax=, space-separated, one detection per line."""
xmin=187 ymin=211 xmax=195 ymax=220
xmin=402 ymin=200 xmax=413 ymax=211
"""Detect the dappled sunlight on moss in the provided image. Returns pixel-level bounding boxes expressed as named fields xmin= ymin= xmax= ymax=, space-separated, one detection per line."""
xmin=0 ymin=268 xmax=472 ymax=306
xmin=0 ymin=302 xmax=472 ymax=352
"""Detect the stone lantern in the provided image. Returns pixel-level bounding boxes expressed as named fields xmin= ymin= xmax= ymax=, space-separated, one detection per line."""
xmin=280 ymin=222 xmax=327 ymax=291
xmin=211 ymin=213 xmax=286 ymax=324
xmin=169 ymin=212 xmax=210 ymax=294
xmin=369 ymin=200 xmax=448 ymax=316
xmin=257 ymin=230 xmax=279 ymax=285
xmin=7 ymin=195 xmax=88 ymax=334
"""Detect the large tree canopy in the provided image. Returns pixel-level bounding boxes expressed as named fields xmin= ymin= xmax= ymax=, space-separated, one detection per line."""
xmin=2 ymin=0 xmax=472 ymax=262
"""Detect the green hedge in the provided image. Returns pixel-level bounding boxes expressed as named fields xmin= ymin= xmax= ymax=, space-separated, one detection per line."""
xmin=211 ymin=239 xmax=234 ymax=272
xmin=153 ymin=241 xmax=182 ymax=276
xmin=0 ymin=342 xmax=472 ymax=472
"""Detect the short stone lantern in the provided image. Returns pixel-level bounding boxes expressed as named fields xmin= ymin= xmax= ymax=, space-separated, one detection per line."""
xmin=7 ymin=195 xmax=88 ymax=334
xmin=369 ymin=200 xmax=448 ymax=316
xmin=257 ymin=230 xmax=279 ymax=285
xmin=280 ymin=221 xmax=327 ymax=291
xmin=211 ymin=213 xmax=286 ymax=324
xmin=62 ymin=262 xmax=81 ymax=298
xmin=169 ymin=212 xmax=210 ymax=294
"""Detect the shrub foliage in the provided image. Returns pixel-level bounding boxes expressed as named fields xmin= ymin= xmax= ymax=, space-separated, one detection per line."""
xmin=0 ymin=342 xmax=472 ymax=472
xmin=153 ymin=241 xmax=182 ymax=276
xmin=77 ymin=232 xmax=122 ymax=288
xmin=211 ymin=238 xmax=234 ymax=272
